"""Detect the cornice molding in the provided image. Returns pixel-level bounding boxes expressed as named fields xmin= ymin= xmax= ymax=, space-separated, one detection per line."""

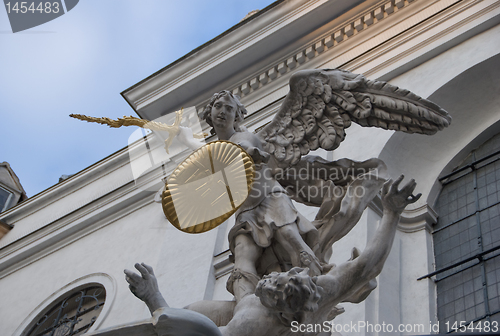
xmin=133 ymin=0 xmax=329 ymax=111
xmin=0 ymin=142 xmax=132 ymax=225
xmin=399 ymin=203 xmax=438 ymax=233
xmin=0 ymin=184 xmax=155 ymax=279
xmin=120 ymin=0 xmax=500 ymax=129
xmin=0 ymin=219 xmax=12 ymax=240
xmin=119 ymin=0 xmax=500 ymax=132
xmin=121 ymin=0 xmax=366 ymax=120
xmin=349 ymin=0 xmax=500 ymax=78
xmin=206 ymin=0 xmax=500 ymax=142
xmin=225 ymin=0 xmax=419 ymax=103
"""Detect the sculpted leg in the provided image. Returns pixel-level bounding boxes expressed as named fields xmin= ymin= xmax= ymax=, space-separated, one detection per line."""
xmin=274 ymin=224 xmax=322 ymax=276
xmin=227 ymin=234 xmax=262 ymax=302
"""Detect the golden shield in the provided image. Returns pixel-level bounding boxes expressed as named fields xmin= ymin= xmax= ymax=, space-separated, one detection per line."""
xmin=162 ymin=141 xmax=255 ymax=233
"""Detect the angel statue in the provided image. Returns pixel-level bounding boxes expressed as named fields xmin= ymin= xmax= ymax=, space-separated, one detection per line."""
xmin=74 ymin=69 xmax=450 ymax=336
xmin=125 ymin=175 xmax=422 ymax=336
xmin=165 ymin=69 xmax=450 ymax=304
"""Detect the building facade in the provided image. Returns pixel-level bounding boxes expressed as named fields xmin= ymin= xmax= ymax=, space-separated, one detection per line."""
xmin=1 ymin=0 xmax=500 ymax=335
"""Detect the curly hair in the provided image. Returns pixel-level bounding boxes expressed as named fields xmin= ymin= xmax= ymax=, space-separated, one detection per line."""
xmin=201 ymin=90 xmax=247 ymax=134
xmin=255 ymin=267 xmax=322 ymax=315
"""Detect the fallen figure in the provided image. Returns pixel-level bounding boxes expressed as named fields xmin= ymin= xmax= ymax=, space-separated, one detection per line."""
xmin=125 ymin=176 xmax=420 ymax=336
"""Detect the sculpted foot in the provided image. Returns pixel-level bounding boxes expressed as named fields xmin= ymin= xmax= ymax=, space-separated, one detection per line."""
xmin=299 ymin=251 xmax=323 ymax=276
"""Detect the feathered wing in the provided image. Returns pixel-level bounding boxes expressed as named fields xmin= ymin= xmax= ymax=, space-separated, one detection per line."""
xmin=257 ymin=69 xmax=451 ymax=168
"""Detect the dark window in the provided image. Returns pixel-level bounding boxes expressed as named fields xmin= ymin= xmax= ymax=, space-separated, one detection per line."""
xmin=432 ymin=133 xmax=500 ymax=333
xmin=23 ymin=284 xmax=106 ymax=336
xmin=0 ymin=186 xmax=13 ymax=212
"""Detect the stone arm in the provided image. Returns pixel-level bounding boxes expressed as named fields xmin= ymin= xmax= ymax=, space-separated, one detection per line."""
xmin=124 ymin=263 xmax=169 ymax=314
xmin=316 ymin=176 xmax=420 ymax=306
xmin=176 ymin=126 xmax=205 ymax=151
xmin=125 ymin=263 xmax=223 ymax=336
xmin=230 ymin=130 xmax=271 ymax=165
xmin=177 ymin=125 xmax=270 ymax=165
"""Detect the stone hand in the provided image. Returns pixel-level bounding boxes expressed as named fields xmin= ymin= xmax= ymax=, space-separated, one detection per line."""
xmin=124 ymin=263 xmax=160 ymax=303
xmin=177 ymin=126 xmax=194 ymax=142
xmin=381 ymin=175 xmax=421 ymax=214
xmin=176 ymin=126 xmax=204 ymax=150
xmin=242 ymin=145 xmax=270 ymax=164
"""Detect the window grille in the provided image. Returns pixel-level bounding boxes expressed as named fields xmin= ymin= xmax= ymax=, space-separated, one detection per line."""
xmin=23 ymin=284 xmax=106 ymax=336
xmin=0 ymin=186 xmax=13 ymax=212
xmin=419 ymin=134 xmax=500 ymax=334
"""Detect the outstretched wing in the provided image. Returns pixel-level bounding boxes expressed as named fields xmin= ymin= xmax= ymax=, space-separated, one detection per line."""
xmin=257 ymin=69 xmax=451 ymax=168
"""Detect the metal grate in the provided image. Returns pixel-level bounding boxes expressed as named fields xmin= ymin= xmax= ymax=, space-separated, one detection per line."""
xmin=24 ymin=285 xmax=106 ymax=336
xmin=422 ymin=133 xmax=500 ymax=334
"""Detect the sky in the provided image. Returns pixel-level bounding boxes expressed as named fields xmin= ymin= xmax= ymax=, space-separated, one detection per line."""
xmin=1 ymin=0 xmax=276 ymax=197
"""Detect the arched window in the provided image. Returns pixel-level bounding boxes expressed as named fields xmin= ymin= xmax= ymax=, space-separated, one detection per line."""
xmin=433 ymin=133 xmax=500 ymax=333
xmin=14 ymin=273 xmax=115 ymax=336
xmin=22 ymin=283 xmax=106 ymax=336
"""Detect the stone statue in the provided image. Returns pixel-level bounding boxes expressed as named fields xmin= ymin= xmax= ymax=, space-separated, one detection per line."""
xmin=125 ymin=176 xmax=420 ymax=336
xmin=168 ymin=69 xmax=450 ymax=304
xmin=124 ymin=69 xmax=450 ymax=335
xmin=79 ymin=69 xmax=450 ymax=336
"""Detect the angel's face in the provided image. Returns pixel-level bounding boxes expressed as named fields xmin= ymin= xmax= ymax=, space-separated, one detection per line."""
xmin=211 ymin=94 xmax=237 ymax=131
